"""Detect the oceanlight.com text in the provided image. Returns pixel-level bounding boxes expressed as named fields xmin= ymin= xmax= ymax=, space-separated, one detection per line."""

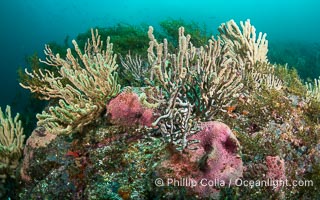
xmin=154 ymin=177 xmax=314 ymax=190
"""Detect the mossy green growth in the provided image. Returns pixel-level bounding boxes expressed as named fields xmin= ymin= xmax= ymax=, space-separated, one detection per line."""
xmin=268 ymin=41 xmax=320 ymax=81
xmin=299 ymin=162 xmax=320 ymax=199
xmin=76 ymin=24 xmax=149 ymax=58
xmin=305 ymin=99 xmax=320 ymax=123
xmin=159 ymin=19 xmax=209 ymax=48
xmin=274 ymin=64 xmax=306 ymax=95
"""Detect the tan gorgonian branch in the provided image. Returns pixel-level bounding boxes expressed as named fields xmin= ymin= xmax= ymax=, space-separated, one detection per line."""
xmin=147 ymin=24 xmax=244 ymax=120
xmin=146 ymin=23 xmax=245 ymax=150
xmin=218 ymin=19 xmax=282 ymax=91
xmin=120 ymin=53 xmax=148 ymax=85
xmin=0 ymin=105 xmax=25 ymax=181
xmin=306 ymin=77 xmax=320 ymax=102
xmin=143 ymin=20 xmax=284 ymax=150
xmin=218 ymin=19 xmax=268 ymax=69
xmin=20 ymin=29 xmax=120 ymax=134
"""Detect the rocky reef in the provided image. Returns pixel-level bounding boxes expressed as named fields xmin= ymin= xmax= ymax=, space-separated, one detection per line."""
xmin=1 ymin=19 xmax=320 ymax=199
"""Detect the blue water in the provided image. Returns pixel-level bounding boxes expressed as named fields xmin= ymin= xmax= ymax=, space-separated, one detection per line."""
xmin=0 ymin=0 xmax=319 ymax=111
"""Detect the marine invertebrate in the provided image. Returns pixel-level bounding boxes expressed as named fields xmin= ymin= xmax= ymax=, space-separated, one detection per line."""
xmin=106 ymin=91 xmax=154 ymax=127
xmin=158 ymin=121 xmax=243 ymax=198
xmin=0 ymin=105 xmax=25 ymax=181
xmin=250 ymin=62 xmax=283 ymax=90
xmin=306 ymin=76 xmax=320 ymax=102
xmin=120 ymin=53 xmax=148 ymax=86
xmin=189 ymin=121 xmax=243 ymax=182
xmin=147 ymin=25 xmax=245 ymax=115
xmin=144 ymin=21 xmax=250 ymax=150
xmin=20 ymin=29 xmax=120 ymax=134
xmin=144 ymin=20 xmax=277 ymax=151
xmin=218 ymin=19 xmax=268 ymax=67
xmin=219 ymin=19 xmax=282 ymax=91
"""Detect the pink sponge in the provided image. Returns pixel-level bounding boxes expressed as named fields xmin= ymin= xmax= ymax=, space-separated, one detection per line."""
xmin=191 ymin=121 xmax=242 ymax=181
xmin=106 ymin=91 xmax=154 ymax=127
xmin=158 ymin=121 xmax=243 ymax=198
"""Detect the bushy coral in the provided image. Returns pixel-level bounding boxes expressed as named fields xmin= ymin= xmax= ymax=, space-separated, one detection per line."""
xmin=20 ymin=29 xmax=120 ymax=134
xmin=0 ymin=105 xmax=25 ymax=181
